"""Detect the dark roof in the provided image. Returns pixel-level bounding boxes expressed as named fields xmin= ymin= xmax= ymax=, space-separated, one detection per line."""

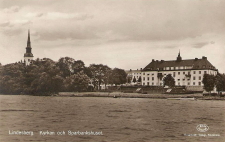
xmin=143 ymin=57 xmax=217 ymax=71
xmin=24 ymin=53 xmax=33 ymax=57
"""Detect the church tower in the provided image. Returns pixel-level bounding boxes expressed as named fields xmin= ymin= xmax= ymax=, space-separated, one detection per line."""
xmin=24 ymin=30 xmax=34 ymax=65
xmin=176 ymin=50 xmax=182 ymax=62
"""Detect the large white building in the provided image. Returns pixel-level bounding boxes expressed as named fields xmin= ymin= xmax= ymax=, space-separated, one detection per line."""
xmin=141 ymin=52 xmax=218 ymax=90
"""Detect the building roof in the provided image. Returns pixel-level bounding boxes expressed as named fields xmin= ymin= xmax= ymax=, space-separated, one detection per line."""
xmin=143 ymin=56 xmax=217 ymax=71
xmin=126 ymin=69 xmax=142 ymax=74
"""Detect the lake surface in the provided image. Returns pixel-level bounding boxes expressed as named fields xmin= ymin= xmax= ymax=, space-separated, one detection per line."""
xmin=0 ymin=95 xmax=224 ymax=142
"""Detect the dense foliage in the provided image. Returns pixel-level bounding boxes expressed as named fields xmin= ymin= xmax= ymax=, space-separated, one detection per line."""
xmin=0 ymin=57 xmax=127 ymax=95
xmin=163 ymin=74 xmax=175 ymax=88
xmin=203 ymin=73 xmax=225 ymax=93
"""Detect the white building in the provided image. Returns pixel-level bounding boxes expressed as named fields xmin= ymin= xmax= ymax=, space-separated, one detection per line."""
xmin=126 ymin=69 xmax=142 ymax=84
xmin=141 ymin=52 xmax=218 ymax=91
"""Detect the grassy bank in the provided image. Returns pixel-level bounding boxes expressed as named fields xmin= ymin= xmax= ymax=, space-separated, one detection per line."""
xmin=56 ymin=92 xmax=225 ymax=100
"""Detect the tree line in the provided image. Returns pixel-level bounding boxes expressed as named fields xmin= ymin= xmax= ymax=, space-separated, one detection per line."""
xmin=0 ymin=57 xmax=127 ymax=95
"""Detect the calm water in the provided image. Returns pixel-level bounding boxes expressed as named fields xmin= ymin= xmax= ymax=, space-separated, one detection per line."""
xmin=0 ymin=95 xmax=224 ymax=142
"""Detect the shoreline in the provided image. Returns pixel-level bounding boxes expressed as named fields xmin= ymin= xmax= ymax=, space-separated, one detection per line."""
xmin=0 ymin=92 xmax=224 ymax=100
xmin=57 ymin=92 xmax=225 ymax=100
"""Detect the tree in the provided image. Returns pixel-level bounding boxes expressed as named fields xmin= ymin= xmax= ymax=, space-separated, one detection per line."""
xmin=215 ymin=73 xmax=225 ymax=92
xmin=26 ymin=58 xmax=63 ymax=95
xmin=138 ymin=76 xmax=142 ymax=83
xmin=202 ymin=74 xmax=215 ymax=94
xmin=133 ymin=77 xmax=136 ymax=83
xmin=127 ymin=76 xmax=132 ymax=83
xmin=56 ymin=57 xmax=76 ymax=77
xmin=163 ymin=74 xmax=175 ymax=88
xmin=64 ymin=72 xmax=90 ymax=92
xmin=73 ymin=60 xmax=86 ymax=74
xmin=0 ymin=62 xmax=26 ymax=94
xmin=110 ymin=68 xmax=127 ymax=85
xmin=89 ymin=64 xmax=111 ymax=90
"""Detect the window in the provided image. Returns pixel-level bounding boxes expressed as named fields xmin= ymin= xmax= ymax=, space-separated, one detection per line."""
xmin=143 ymin=83 xmax=145 ymax=86
xmin=203 ymin=65 xmax=206 ymax=68
xmin=152 ymin=73 xmax=154 ymax=76
xmin=178 ymin=79 xmax=180 ymax=81
xmin=199 ymin=82 xmax=201 ymax=85
xmin=188 ymin=82 xmax=190 ymax=85
xmin=204 ymin=71 xmax=207 ymax=74
xmin=152 ymin=82 xmax=154 ymax=85
xmin=199 ymin=71 xmax=201 ymax=74
xmin=183 ymin=79 xmax=185 ymax=81
xmin=143 ymin=77 xmax=145 ymax=81
xmin=147 ymin=82 xmax=149 ymax=85
xmin=178 ymin=82 xmax=180 ymax=85
xmin=147 ymin=77 xmax=149 ymax=81
xmin=193 ymin=71 xmax=196 ymax=74
xmin=143 ymin=73 xmax=145 ymax=75
xmin=193 ymin=76 xmax=196 ymax=80
xmin=183 ymin=72 xmax=185 ymax=75
xmin=173 ymin=72 xmax=176 ymax=77
xmin=193 ymin=82 xmax=195 ymax=85
xmin=152 ymin=77 xmax=154 ymax=81
xmin=199 ymin=76 xmax=201 ymax=80
xmin=178 ymin=72 xmax=180 ymax=75
xmin=188 ymin=71 xmax=191 ymax=75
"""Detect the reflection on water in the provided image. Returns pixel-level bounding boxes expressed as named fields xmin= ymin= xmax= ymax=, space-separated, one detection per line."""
xmin=0 ymin=95 xmax=224 ymax=142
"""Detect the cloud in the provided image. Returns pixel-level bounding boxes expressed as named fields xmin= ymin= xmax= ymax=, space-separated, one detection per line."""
xmin=3 ymin=6 xmax=20 ymax=13
xmin=43 ymin=12 xmax=93 ymax=21
xmin=0 ymin=21 xmax=11 ymax=27
xmin=2 ymin=28 xmax=23 ymax=36
xmin=192 ymin=42 xmax=209 ymax=48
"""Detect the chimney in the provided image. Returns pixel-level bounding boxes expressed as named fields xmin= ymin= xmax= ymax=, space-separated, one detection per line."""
xmin=195 ymin=58 xmax=198 ymax=61
xmin=152 ymin=59 xmax=155 ymax=62
xmin=140 ymin=68 xmax=142 ymax=70
xmin=202 ymin=56 xmax=207 ymax=60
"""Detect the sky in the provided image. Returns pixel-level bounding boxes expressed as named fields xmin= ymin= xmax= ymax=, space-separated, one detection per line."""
xmin=0 ymin=0 xmax=225 ymax=73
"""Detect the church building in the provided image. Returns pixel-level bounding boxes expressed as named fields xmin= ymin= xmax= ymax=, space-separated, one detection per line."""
xmin=24 ymin=30 xmax=34 ymax=65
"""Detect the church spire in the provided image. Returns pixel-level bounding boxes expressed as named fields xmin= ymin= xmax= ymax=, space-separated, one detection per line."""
xmin=178 ymin=49 xmax=180 ymax=57
xmin=24 ymin=30 xmax=34 ymax=65
xmin=176 ymin=49 xmax=182 ymax=61
xmin=27 ymin=30 xmax=31 ymax=48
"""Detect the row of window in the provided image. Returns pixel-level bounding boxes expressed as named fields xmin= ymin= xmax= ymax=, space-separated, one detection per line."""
xmin=142 ymin=75 xmax=202 ymax=81
xmin=142 ymin=82 xmax=202 ymax=86
xmin=148 ymin=65 xmax=213 ymax=71
xmin=143 ymin=71 xmax=208 ymax=76
xmin=143 ymin=77 xmax=154 ymax=81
